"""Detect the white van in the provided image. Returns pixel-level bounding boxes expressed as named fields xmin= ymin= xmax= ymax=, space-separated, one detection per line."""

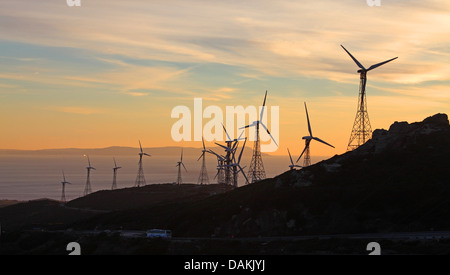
xmin=146 ymin=229 xmax=172 ymax=239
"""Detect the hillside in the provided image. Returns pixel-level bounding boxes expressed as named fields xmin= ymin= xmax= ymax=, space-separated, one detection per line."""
xmin=66 ymin=183 xmax=233 ymax=211
xmin=0 ymin=113 xmax=449 ymax=254
xmin=66 ymin=113 xmax=450 ymax=236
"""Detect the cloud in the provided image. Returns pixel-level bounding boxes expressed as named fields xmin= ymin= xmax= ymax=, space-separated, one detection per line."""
xmin=47 ymin=106 xmax=106 ymax=115
xmin=1 ymin=0 xmax=449 ymax=88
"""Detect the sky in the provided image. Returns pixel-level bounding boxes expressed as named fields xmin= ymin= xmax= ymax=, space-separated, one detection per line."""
xmin=0 ymin=0 xmax=449 ymax=158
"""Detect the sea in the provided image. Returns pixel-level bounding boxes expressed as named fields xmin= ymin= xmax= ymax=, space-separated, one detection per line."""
xmin=0 ymin=152 xmax=329 ymax=202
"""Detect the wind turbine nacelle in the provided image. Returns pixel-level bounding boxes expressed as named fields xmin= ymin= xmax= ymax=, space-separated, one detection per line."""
xmin=302 ymin=136 xmax=312 ymax=140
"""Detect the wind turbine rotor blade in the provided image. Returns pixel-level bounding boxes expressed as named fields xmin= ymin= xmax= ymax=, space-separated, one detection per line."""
xmin=144 ymin=153 xmax=151 ymax=157
xmin=215 ymin=143 xmax=229 ymax=151
xmin=181 ymin=149 xmax=183 ymax=162
xmin=182 ymin=163 xmax=187 ymax=172
xmin=197 ymin=152 xmax=204 ymax=161
xmin=287 ymin=148 xmax=294 ymax=165
xmin=240 ymin=124 xmax=252 ymax=130
xmin=259 ymin=90 xmax=268 ymax=122
xmin=202 ymin=137 xmax=206 ymax=150
xmin=238 ymin=165 xmax=249 ymax=184
xmin=139 ymin=140 xmax=143 ymax=153
xmin=260 ymin=122 xmax=278 ymax=147
xmin=232 ymin=140 xmax=239 ymax=152
xmin=221 ymin=123 xmax=232 ymax=142
xmin=237 ymin=130 xmax=245 ymax=141
xmin=207 ymin=149 xmax=218 ymax=158
xmin=214 ymin=170 xmax=220 ymax=179
xmin=238 ymin=137 xmax=247 ymax=164
xmin=312 ymin=137 xmax=335 ymax=148
xmin=341 ymin=45 xmax=366 ymax=70
xmin=304 ymin=102 xmax=313 ymax=137
xmin=296 ymin=142 xmax=310 ymax=163
xmin=367 ymin=57 xmax=398 ymax=71
xmin=113 ymin=157 xmax=117 ymax=167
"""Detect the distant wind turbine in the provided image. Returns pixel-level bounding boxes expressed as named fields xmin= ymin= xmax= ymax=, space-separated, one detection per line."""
xmin=296 ymin=102 xmax=334 ymax=167
xmin=60 ymin=170 xmax=71 ymax=203
xmin=176 ymin=149 xmax=187 ymax=185
xmin=206 ymin=149 xmax=226 ymax=185
xmin=135 ymin=140 xmax=151 ymax=187
xmin=112 ymin=157 xmax=121 ymax=190
xmin=197 ymin=137 xmax=210 ymax=185
xmin=287 ymin=148 xmax=302 ymax=170
xmin=83 ymin=155 xmax=96 ymax=196
xmin=227 ymin=137 xmax=249 ymax=186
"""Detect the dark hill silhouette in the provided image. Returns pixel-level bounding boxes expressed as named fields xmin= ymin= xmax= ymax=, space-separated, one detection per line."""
xmin=0 ymin=114 xmax=449 ymax=240
xmin=69 ymin=113 xmax=450 ymax=237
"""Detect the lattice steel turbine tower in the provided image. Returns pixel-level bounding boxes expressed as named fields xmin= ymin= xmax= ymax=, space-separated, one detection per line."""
xmin=83 ymin=155 xmax=95 ymax=196
xmin=135 ymin=140 xmax=151 ymax=187
xmin=241 ymin=91 xmax=278 ymax=183
xmin=341 ymin=45 xmax=398 ymax=151
xmin=207 ymin=149 xmax=226 ymax=185
xmin=197 ymin=138 xmax=210 ymax=185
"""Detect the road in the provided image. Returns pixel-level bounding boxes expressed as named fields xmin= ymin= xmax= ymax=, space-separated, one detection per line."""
xmin=35 ymin=228 xmax=450 ymax=241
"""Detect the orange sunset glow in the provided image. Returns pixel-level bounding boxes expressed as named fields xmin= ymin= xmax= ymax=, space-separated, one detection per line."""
xmin=0 ymin=0 xmax=449 ymax=158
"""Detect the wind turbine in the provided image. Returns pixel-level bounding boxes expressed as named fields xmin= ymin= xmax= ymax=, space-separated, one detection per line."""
xmin=83 ymin=155 xmax=95 ymax=196
xmin=206 ymin=149 xmax=226 ymax=185
xmin=241 ymin=90 xmax=278 ymax=146
xmin=296 ymin=102 xmax=334 ymax=167
xmin=197 ymin=137 xmax=210 ymax=185
xmin=60 ymin=170 xmax=71 ymax=203
xmin=176 ymin=149 xmax=187 ymax=185
xmin=135 ymin=140 xmax=151 ymax=187
xmin=240 ymin=90 xmax=278 ymax=183
xmin=227 ymin=137 xmax=249 ymax=187
xmin=287 ymin=148 xmax=302 ymax=170
xmin=112 ymin=157 xmax=121 ymax=190
xmin=214 ymin=124 xmax=245 ymax=186
xmin=341 ymin=45 xmax=398 ymax=151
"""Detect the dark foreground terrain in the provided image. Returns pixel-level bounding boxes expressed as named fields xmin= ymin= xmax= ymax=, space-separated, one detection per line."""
xmin=0 ymin=113 xmax=449 ymax=255
xmin=3 ymin=230 xmax=450 ymax=255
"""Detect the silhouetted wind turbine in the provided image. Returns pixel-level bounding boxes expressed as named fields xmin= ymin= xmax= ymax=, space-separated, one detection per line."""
xmin=206 ymin=149 xmax=226 ymax=184
xmin=240 ymin=90 xmax=278 ymax=184
xmin=287 ymin=148 xmax=302 ymax=170
xmin=176 ymin=149 xmax=187 ymax=185
xmin=197 ymin=137 xmax=210 ymax=185
xmin=112 ymin=157 xmax=121 ymax=190
xmin=296 ymin=102 xmax=334 ymax=167
xmin=60 ymin=170 xmax=71 ymax=203
xmin=83 ymin=155 xmax=95 ymax=196
xmin=135 ymin=140 xmax=151 ymax=187
xmin=227 ymin=137 xmax=249 ymax=187
xmin=341 ymin=45 xmax=398 ymax=151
